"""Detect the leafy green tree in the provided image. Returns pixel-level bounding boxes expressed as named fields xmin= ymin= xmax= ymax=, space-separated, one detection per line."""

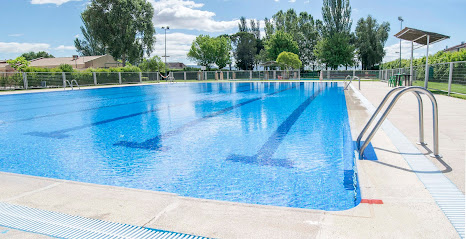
xmin=81 ymin=0 xmax=155 ymax=66
xmin=296 ymin=12 xmax=319 ymax=69
xmin=355 ymin=15 xmax=390 ymax=70
xmin=314 ymin=32 xmax=355 ymax=69
xmin=187 ymin=35 xmax=217 ymax=69
xmin=7 ymin=57 xmax=30 ymax=71
xmin=74 ymin=16 xmax=107 ymax=56
xmin=139 ymin=56 xmax=165 ymax=72
xmin=264 ymin=17 xmax=274 ymax=39
xmin=238 ymin=16 xmax=249 ymax=32
xmin=20 ymin=51 xmax=54 ymax=61
xmin=265 ymin=30 xmax=299 ymax=61
xmin=59 ymin=64 xmax=74 ymax=72
xmin=321 ymin=0 xmax=352 ymax=37
xmin=232 ymin=32 xmax=257 ymax=70
xmin=214 ymin=36 xmax=233 ymax=69
xmin=276 ymin=52 xmax=302 ymax=70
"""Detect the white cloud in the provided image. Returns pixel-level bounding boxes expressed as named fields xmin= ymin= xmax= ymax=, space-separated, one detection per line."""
xmin=55 ymin=45 xmax=76 ymax=51
xmin=150 ymin=0 xmax=239 ymax=32
xmin=151 ymin=32 xmax=197 ymax=63
xmin=288 ymin=0 xmax=296 ymax=2
xmin=0 ymin=42 xmax=50 ymax=53
xmin=30 ymin=0 xmax=80 ymax=5
xmin=8 ymin=34 xmax=23 ymax=37
xmin=383 ymin=41 xmax=425 ymax=62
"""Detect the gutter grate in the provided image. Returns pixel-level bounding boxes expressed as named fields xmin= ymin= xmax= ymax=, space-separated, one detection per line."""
xmin=0 ymin=202 xmax=207 ymax=239
xmin=350 ymin=84 xmax=465 ymax=239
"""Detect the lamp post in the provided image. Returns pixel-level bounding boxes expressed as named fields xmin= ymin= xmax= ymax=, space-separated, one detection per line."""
xmin=161 ymin=26 xmax=169 ymax=77
xmin=398 ymin=16 xmax=404 ymax=69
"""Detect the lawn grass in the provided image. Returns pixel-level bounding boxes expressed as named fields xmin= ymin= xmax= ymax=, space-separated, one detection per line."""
xmin=412 ymin=81 xmax=466 ymax=100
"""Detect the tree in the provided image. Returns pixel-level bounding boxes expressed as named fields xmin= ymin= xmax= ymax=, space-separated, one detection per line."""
xmin=314 ymin=32 xmax=355 ymax=69
xmin=355 ymin=15 xmax=390 ymax=70
xmin=238 ymin=16 xmax=249 ymax=32
xmin=296 ymin=12 xmax=319 ymax=69
xmin=187 ymin=35 xmax=217 ymax=69
xmin=214 ymin=36 xmax=233 ymax=69
xmin=20 ymin=51 xmax=54 ymax=61
xmin=74 ymin=16 xmax=107 ymax=56
xmin=321 ymin=0 xmax=352 ymax=37
xmin=276 ymin=52 xmax=302 ymax=70
xmin=139 ymin=56 xmax=165 ymax=72
xmin=81 ymin=0 xmax=155 ymax=66
xmin=7 ymin=57 xmax=30 ymax=71
xmin=265 ymin=30 xmax=299 ymax=61
xmin=232 ymin=32 xmax=257 ymax=70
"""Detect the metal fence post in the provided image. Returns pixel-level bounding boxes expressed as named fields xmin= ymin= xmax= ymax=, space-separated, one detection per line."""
xmin=352 ymin=69 xmax=355 ymax=78
xmin=93 ymin=72 xmax=97 ymax=85
xmin=62 ymin=72 xmax=66 ymax=89
xmin=249 ymin=71 xmax=252 ymax=80
xmin=184 ymin=72 xmax=186 ymax=81
xmin=273 ymin=70 xmax=276 ymax=80
xmin=448 ymin=62 xmax=453 ymax=96
xmin=227 ymin=71 xmax=229 ymax=80
xmin=157 ymin=72 xmax=160 ymax=82
xmin=22 ymin=72 xmax=28 ymax=89
xmin=118 ymin=72 xmax=122 ymax=84
xmin=139 ymin=72 xmax=142 ymax=83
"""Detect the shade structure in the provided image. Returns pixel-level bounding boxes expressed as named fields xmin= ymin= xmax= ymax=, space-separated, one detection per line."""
xmin=394 ymin=27 xmax=450 ymax=88
xmin=395 ymin=27 xmax=450 ymax=46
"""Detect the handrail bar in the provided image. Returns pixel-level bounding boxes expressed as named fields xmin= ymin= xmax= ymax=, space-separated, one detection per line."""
xmin=358 ymin=86 xmax=440 ymax=158
xmin=344 ymin=75 xmax=352 ymax=90
xmin=356 ymin=87 xmax=425 ymax=150
xmin=70 ymin=80 xmax=80 ymax=90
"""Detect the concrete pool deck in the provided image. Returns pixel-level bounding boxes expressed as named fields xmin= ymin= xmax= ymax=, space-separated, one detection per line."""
xmin=0 ymin=81 xmax=463 ymax=238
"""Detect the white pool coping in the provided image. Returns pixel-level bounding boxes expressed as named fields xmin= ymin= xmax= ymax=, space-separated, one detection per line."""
xmin=350 ymin=84 xmax=465 ymax=238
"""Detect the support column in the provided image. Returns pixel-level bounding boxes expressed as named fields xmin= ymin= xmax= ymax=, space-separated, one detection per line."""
xmin=250 ymin=71 xmax=252 ymax=80
xmin=448 ymin=62 xmax=453 ymax=96
xmin=410 ymin=41 xmax=414 ymax=86
xmin=139 ymin=72 xmax=142 ymax=83
xmin=23 ymin=72 xmax=28 ymax=89
xmin=157 ymin=72 xmax=160 ymax=82
xmin=93 ymin=72 xmax=97 ymax=85
xmin=227 ymin=71 xmax=229 ymax=80
xmin=118 ymin=72 xmax=122 ymax=84
xmin=184 ymin=72 xmax=186 ymax=81
xmin=62 ymin=72 xmax=66 ymax=89
xmin=273 ymin=70 xmax=276 ymax=80
xmin=424 ymin=35 xmax=430 ymax=88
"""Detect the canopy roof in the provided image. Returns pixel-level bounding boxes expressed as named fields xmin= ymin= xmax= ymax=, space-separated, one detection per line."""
xmin=394 ymin=27 xmax=450 ymax=45
xmin=260 ymin=61 xmax=278 ymax=66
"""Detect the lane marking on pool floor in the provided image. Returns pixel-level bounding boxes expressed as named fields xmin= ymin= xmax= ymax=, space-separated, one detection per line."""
xmin=115 ymin=84 xmax=302 ymax=150
xmin=350 ymin=84 xmax=465 ymax=238
xmin=0 ymin=201 xmax=207 ymax=239
xmin=24 ymin=83 xmax=286 ymax=139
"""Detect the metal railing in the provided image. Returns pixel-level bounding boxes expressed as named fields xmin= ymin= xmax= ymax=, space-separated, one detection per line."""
xmin=380 ymin=61 xmax=466 ymax=96
xmin=344 ymin=75 xmax=360 ymax=90
xmin=0 ymin=70 xmax=303 ymax=91
xmin=357 ymin=86 xmax=440 ymax=159
xmin=64 ymin=79 xmax=80 ymax=90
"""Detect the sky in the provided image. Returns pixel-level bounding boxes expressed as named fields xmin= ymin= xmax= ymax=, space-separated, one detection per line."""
xmin=1 ymin=0 xmax=465 ymax=66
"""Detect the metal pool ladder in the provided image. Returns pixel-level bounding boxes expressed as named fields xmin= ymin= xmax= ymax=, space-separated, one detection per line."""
xmin=64 ymin=79 xmax=80 ymax=90
xmin=356 ymin=86 xmax=441 ymax=159
xmin=344 ymin=75 xmax=360 ymax=90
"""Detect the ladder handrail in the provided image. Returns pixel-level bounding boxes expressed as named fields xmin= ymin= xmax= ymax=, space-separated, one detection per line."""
xmin=344 ymin=75 xmax=352 ymax=90
xmin=63 ymin=80 xmax=80 ymax=90
xmin=344 ymin=76 xmax=360 ymax=90
xmin=356 ymin=87 xmax=425 ymax=151
xmin=70 ymin=80 xmax=80 ymax=90
xmin=358 ymin=86 xmax=440 ymax=159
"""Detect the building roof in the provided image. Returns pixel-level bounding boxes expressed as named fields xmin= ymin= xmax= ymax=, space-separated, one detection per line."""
xmin=444 ymin=42 xmax=466 ymax=52
xmin=29 ymin=55 xmax=105 ymax=67
xmin=166 ymin=62 xmax=187 ymax=69
xmin=394 ymin=27 xmax=450 ymax=45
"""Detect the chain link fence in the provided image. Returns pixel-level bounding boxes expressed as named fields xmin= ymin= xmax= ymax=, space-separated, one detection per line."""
xmin=321 ymin=70 xmax=380 ymax=80
xmin=380 ymin=61 xmax=466 ymax=96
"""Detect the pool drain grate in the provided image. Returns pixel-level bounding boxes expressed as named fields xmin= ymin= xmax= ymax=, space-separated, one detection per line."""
xmin=0 ymin=202 xmax=206 ymax=238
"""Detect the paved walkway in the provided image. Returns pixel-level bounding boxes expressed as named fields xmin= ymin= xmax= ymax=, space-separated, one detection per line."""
xmin=357 ymin=81 xmax=465 ymax=193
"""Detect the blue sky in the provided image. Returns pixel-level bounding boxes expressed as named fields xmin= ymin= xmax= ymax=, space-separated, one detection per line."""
xmin=1 ymin=0 xmax=465 ymax=65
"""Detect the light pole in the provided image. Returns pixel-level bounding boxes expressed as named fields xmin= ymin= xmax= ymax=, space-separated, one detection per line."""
xmin=398 ymin=16 xmax=404 ymax=69
xmin=161 ymin=26 xmax=169 ymax=77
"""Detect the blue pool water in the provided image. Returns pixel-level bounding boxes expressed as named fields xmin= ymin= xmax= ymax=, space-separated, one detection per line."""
xmin=0 ymin=82 xmax=360 ymax=211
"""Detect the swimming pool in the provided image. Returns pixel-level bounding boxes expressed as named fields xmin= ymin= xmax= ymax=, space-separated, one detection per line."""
xmin=0 ymin=82 xmax=360 ymax=211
